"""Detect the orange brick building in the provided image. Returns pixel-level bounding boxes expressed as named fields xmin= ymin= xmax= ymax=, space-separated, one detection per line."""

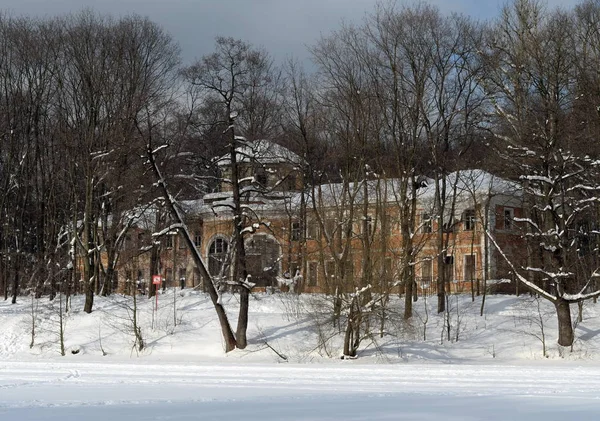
xmin=116 ymin=140 xmax=526 ymax=295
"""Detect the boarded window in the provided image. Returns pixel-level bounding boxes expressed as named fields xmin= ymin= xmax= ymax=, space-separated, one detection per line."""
xmin=308 ymin=261 xmax=318 ymax=287
xmin=307 ymin=219 xmax=319 ymax=239
xmin=464 ymin=254 xmax=476 ymax=281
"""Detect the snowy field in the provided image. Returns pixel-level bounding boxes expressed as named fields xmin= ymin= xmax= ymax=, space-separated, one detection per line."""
xmin=2 ymin=290 xmax=600 ymax=419
xmin=2 ymin=362 xmax=600 ymax=420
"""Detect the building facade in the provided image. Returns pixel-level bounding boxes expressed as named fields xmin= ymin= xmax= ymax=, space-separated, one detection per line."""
xmin=116 ymin=140 xmax=526 ymax=296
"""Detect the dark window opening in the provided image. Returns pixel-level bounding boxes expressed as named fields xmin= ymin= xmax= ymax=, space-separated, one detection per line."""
xmin=464 ymin=209 xmax=476 ymax=231
xmin=291 ymin=221 xmax=301 ymax=241
xmin=255 ymin=168 xmax=268 ymax=187
xmin=504 ymin=208 xmax=513 ymax=230
xmin=208 ymin=238 xmax=229 ymax=277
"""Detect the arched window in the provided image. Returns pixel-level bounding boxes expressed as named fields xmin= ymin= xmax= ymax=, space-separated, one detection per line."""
xmin=208 ymin=238 xmax=229 ymax=277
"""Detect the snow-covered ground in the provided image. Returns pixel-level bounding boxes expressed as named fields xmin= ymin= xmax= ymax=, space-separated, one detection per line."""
xmin=2 ymin=361 xmax=600 ymax=420
xmin=2 ymin=290 xmax=600 ymax=419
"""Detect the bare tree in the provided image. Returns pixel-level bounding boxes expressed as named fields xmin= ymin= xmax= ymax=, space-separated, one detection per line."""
xmin=182 ymin=37 xmax=282 ymax=349
xmin=481 ymin=0 xmax=600 ymax=346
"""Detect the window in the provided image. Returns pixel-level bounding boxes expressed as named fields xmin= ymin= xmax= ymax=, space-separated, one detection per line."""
xmin=165 ymin=235 xmax=173 ymax=248
xmin=211 ymin=238 xmax=227 ymax=254
xmin=504 ymin=208 xmax=514 ymax=230
xmin=291 ymin=221 xmax=301 ymax=241
xmin=421 ymin=259 xmax=433 ymax=283
xmin=464 ymin=209 xmax=476 ymax=231
xmin=290 ymin=262 xmax=299 ymax=278
xmin=307 ymin=219 xmax=319 ymax=239
xmin=285 ymin=174 xmax=297 ymax=191
xmin=381 ymin=213 xmax=391 ymax=235
xmin=255 ymin=167 xmax=268 ymax=187
xmin=383 ymin=257 xmax=393 ymax=285
xmin=179 ymin=233 xmax=187 ymax=249
xmin=344 ymin=259 xmax=354 ymax=283
xmin=194 ymin=232 xmax=202 ymax=248
xmin=246 ymin=234 xmax=280 ymax=286
xmin=325 ymin=260 xmax=336 ymax=280
xmin=323 ymin=218 xmax=337 ymax=238
xmin=421 ymin=212 xmax=432 ymax=233
xmin=362 ymin=216 xmax=374 ymax=237
xmin=464 ymin=255 xmax=476 ymax=281
xmin=165 ymin=267 xmax=173 ymax=283
xmin=442 ymin=218 xmax=455 ymax=233
xmin=308 ymin=261 xmax=318 ymax=287
xmin=208 ymin=238 xmax=229 ymax=277
xmin=443 ymin=255 xmax=454 ymax=281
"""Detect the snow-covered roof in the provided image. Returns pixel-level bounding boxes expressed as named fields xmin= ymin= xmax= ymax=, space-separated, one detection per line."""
xmin=217 ymin=139 xmax=303 ymax=166
xmin=192 ymin=169 xmax=522 ymax=218
xmin=179 ymin=199 xmax=205 ymax=214
xmin=418 ymin=169 xmax=522 ymax=201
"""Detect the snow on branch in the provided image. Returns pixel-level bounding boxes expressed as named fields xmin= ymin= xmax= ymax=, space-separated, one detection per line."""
xmin=151 ymin=224 xmax=184 ymax=238
xmin=152 ymin=144 xmax=169 ymax=155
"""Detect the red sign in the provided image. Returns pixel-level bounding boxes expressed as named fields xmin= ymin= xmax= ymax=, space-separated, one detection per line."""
xmin=152 ymin=275 xmax=162 ymax=285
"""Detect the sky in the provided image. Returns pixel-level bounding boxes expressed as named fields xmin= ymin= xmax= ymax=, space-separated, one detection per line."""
xmin=0 ymin=0 xmax=584 ymax=66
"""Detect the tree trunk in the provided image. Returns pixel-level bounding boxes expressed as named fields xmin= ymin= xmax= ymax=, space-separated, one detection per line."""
xmin=11 ymin=259 xmax=19 ymax=304
xmin=145 ymin=141 xmax=237 ymax=352
xmin=236 ymin=287 xmax=249 ymax=349
xmin=404 ymin=266 xmax=413 ymax=319
xmin=229 ymin=111 xmax=250 ymax=349
xmin=343 ymin=295 xmax=360 ymax=358
xmin=148 ymin=244 xmax=159 ymax=299
xmin=83 ymin=175 xmax=95 ymax=314
xmin=555 ymin=298 xmax=574 ymax=347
